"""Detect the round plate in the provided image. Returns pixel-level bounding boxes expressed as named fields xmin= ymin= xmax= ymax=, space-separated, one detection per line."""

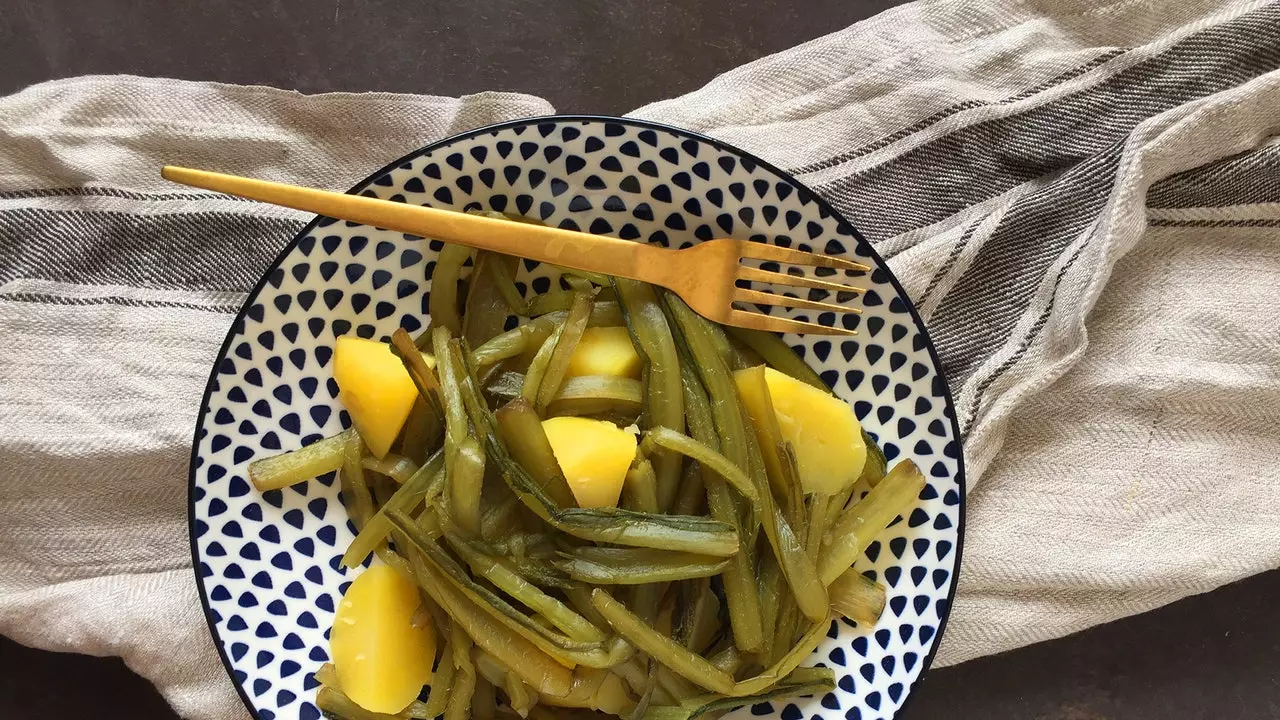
xmin=189 ymin=116 xmax=965 ymax=720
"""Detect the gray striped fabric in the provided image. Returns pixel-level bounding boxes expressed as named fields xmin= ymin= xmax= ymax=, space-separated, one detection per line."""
xmin=3 ymin=1 xmax=1280 ymax=717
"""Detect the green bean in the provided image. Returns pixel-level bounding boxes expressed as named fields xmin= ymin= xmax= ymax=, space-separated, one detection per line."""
xmin=640 ymin=428 xmax=758 ymax=504
xmin=769 ymin=597 xmax=799 ymax=667
xmin=430 ymin=243 xmax=472 ymax=336
xmin=662 ymin=295 xmax=761 ymax=535
xmin=665 ymin=327 xmax=824 ymax=620
xmin=247 ymin=428 xmax=352 ymax=491
xmin=483 ymin=251 xmax=532 ymax=317
xmin=397 ymin=396 xmax=443 ymax=465
xmin=340 ymin=430 xmax=375 ymax=531
xmin=859 ymin=428 xmax=888 ymax=487
xmin=342 ymin=450 xmax=444 ymax=568
xmin=613 ymin=278 xmax=686 ymax=512
xmin=673 ymin=358 xmax=762 ymax=653
xmin=473 ymin=316 xmax=558 ymax=369
xmin=393 ymin=511 xmax=632 ymax=671
xmin=758 ymin=496 xmax=828 ymax=623
xmin=551 ymin=508 xmax=739 ymax=558
xmin=315 ymin=686 xmax=404 ymax=720
xmin=670 ymin=461 xmax=706 ymax=518
xmin=541 ymin=666 xmax=636 ymax=716
xmin=465 ymin=252 xmax=522 ymax=346
xmin=674 ymin=578 xmax=718 ymax=654
xmin=473 ymin=675 xmax=497 ymax=720
xmin=707 ymin=646 xmax=744 ymax=677
xmin=313 ymin=662 xmax=339 ymax=688
xmin=820 ymin=460 xmax=926 ymax=585
xmin=448 ymin=436 xmax=485 ymax=536
xmin=527 ymin=288 xmax=581 ymax=316
xmin=493 ymin=397 xmax=577 ymax=508
xmin=547 ymin=375 xmax=644 ymax=418
xmin=591 ymin=589 xmax=736 ymax=695
xmin=421 ymin=633 xmax=457 ymax=719
xmin=556 ymin=548 xmax=730 ymax=585
xmin=390 ymin=328 xmax=444 ymax=415
xmin=470 ymin=302 xmax=624 ymax=368
xmin=805 ymin=494 xmax=833 ymax=562
xmin=453 ymin=348 xmax=739 ymax=556
xmin=623 ymin=455 xmax=660 ymax=515
xmin=480 ymin=490 xmax=524 ymax=542
xmin=727 ymin=619 xmax=829 ymax=697
xmin=552 ymin=265 xmax=613 ymax=287
xmin=725 ymin=326 xmax=830 ymax=394
xmin=474 ymin=652 xmax=535 ymax=717
xmin=508 ymin=673 xmax=539 ymax=718
xmin=828 ymin=569 xmax=886 ymax=625
xmin=641 ymin=668 xmax=835 ymax=720
xmin=446 ymin=535 xmax=606 ymax=642
xmin=481 ymin=370 xmax=525 ymax=407
xmin=522 ymin=320 xmax=566 ymax=404
xmin=445 ymin=622 xmax=477 ymax=720
xmin=431 ymin=328 xmax=469 ymax=466
xmin=534 ymin=291 xmax=595 ymax=412
xmin=757 ymin=554 xmax=783 ymax=662
xmin=393 ymin=516 xmax=575 ymax=696
xmin=360 ymin=453 xmax=419 ymax=485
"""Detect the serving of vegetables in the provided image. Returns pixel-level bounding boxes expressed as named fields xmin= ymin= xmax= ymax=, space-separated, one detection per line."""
xmin=246 ymin=238 xmax=926 ymax=720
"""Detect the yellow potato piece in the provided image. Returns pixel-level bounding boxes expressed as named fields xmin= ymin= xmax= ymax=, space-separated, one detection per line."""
xmin=333 ymin=336 xmax=433 ymax=459
xmin=735 ymin=366 xmax=866 ymax=495
xmin=566 ymin=327 xmax=642 ymax=380
xmin=541 ymin=416 xmax=637 ymax=508
xmin=330 ymin=564 xmax=435 ymax=714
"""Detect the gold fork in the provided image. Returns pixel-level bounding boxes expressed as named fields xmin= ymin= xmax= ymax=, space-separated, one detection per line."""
xmin=162 ymin=166 xmax=868 ymax=336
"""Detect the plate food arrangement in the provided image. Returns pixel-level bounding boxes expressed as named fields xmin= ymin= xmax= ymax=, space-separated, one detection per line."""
xmin=189 ymin=116 xmax=964 ymax=720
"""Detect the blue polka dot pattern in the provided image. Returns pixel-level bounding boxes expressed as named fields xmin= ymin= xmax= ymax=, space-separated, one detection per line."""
xmin=190 ymin=117 xmax=965 ymax=720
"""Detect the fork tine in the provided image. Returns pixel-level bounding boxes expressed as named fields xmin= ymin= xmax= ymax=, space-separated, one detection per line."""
xmin=726 ymin=308 xmax=857 ymax=337
xmin=737 ymin=266 xmax=868 ymax=295
xmin=733 ymin=288 xmax=863 ymax=315
xmin=737 ymin=241 xmax=871 ymax=271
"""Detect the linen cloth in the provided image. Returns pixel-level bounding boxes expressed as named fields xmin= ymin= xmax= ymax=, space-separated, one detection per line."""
xmin=2 ymin=0 xmax=1279 ymax=716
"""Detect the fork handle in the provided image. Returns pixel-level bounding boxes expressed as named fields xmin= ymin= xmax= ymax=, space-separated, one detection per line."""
xmin=162 ymin=166 xmax=668 ymax=283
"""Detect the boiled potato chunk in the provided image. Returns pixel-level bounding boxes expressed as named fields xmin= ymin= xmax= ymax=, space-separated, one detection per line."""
xmin=734 ymin=366 xmax=866 ymax=495
xmin=333 ymin=336 xmax=434 ymax=459
xmin=566 ymin=326 xmax=642 ymax=380
xmin=541 ymin=416 xmax=637 ymax=508
xmin=330 ymin=564 xmax=435 ymax=714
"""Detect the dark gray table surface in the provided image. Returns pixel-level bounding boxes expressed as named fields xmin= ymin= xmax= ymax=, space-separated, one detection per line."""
xmin=3 ymin=1 xmax=1277 ymax=718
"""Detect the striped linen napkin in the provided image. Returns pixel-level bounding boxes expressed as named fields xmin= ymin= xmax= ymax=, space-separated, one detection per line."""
xmin=3 ymin=0 xmax=1279 ymax=717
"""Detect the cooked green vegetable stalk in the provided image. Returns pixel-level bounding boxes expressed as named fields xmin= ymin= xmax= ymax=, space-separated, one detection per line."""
xmin=429 ymin=243 xmax=472 ymax=336
xmin=247 ymin=428 xmax=352 ymax=491
xmin=671 ymin=355 xmax=764 ymax=654
xmin=243 ymin=248 xmax=926 ymax=720
xmin=556 ymin=547 xmax=731 ymax=585
xmin=820 ymin=459 xmax=927 ymax=585
xmin=725 ymin=326 xmax=832 ymax=394
xmin=829 ymin=568 xmax=888 ymax=625
xmin=614 ymin=278 xmax=686 ymax=512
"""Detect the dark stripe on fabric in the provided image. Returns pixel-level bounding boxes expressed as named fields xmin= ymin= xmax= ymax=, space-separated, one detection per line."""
xmin=0 ymin=208 xmax=304 ymax=292
xmin=0 ymin=291 xmax=242 ymax=313
xmin=960 ymin=239 xmax=1092 ymax=435
xmin=1148 ymin=145 xmax=1280 ymax=209
xmin=917 ymin=217 xmax=983 ymax=309
xmin=1148 ymin=217 xmax=1280 ymax=227
xmin=929 ymin=143 xmax=1123 ymax=387
xmin=819 ymin=5 xmax=1280 ymax=243
xmin=0 ymin=186 xmax=253 ymax=202
xmin=790 ymin=49 xmax=1129 ymax=177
